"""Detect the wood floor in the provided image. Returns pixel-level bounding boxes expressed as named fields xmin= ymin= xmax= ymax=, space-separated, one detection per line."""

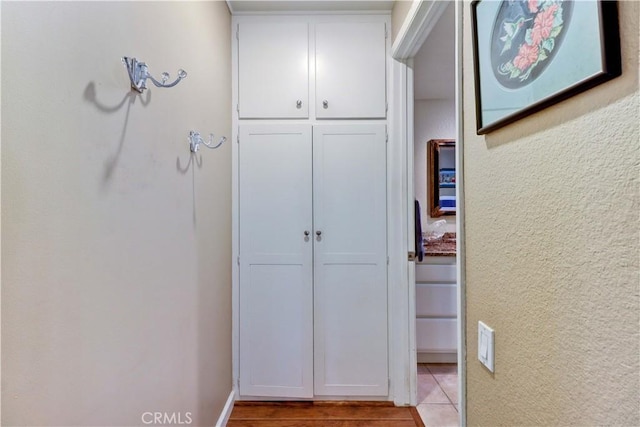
xmin=227 ymin=401 xmax=425 ymax=427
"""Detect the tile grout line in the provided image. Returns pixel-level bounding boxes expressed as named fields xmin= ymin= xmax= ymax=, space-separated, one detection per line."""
xmin=425 ymin=364 xmax=458 ymax=407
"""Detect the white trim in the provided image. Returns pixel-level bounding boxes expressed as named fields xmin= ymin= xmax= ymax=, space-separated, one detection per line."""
xmin=388 ymin=56 xmax=411 ymax=407
xmin=226 ymin=0 xmax=393 ymax=15
xmin=384 ymin=14 xmax=401 ymax=406
xmin=417 ymin=352 xmax=457 ymax=364
xmin=391 ymin=0 xmax=449 ymax=60
xmin=231 ymin=18 xmax=240 ymax=399
xmin=236 ymin=394 xmax=388 ymax=402
xmin=225 ymin=0 xmax=234 ymax=15
xmin=215 ymin=390 xmax=236 ymax=427
xmin=453 ymin=1 xmax=466 ymax=424
xmin=229 ymin=10 xmax=391 ymax=16
xmin=406 ymin=58 xmax=418 ymax=407
xmin=232 ymin=13 xmax=392 ymax=22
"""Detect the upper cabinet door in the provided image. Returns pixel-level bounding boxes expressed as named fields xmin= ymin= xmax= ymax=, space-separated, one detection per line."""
xmin=315 ymin=22 xmax=387 ymax=119
xmin=238 ymin=22 xmax=309 ymax=119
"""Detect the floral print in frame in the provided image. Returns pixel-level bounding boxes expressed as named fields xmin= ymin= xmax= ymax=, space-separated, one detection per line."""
xmin=491 ymin=0 xmax=573 ymax=89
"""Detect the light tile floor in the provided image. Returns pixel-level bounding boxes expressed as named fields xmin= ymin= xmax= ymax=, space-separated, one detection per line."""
xmin=417 ymin=363 xmax=459 ymax=427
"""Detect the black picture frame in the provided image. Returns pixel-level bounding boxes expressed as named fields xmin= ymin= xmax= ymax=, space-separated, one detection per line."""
xmin=471 ymin=0 xmax=622 ymax=135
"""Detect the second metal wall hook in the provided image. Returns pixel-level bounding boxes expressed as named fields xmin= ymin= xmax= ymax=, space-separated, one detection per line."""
xmin=189 ymin=131 xmax=226 ymax=153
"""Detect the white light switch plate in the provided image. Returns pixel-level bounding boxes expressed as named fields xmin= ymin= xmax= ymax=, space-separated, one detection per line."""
xmin=478 ymin=321 xmax=494 ymax=372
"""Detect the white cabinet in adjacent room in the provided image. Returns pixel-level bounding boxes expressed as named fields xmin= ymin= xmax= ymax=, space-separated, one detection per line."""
xmin=415 ymin=259 xmax=458 ymax=362
xmin=237 ymin=124 xmax=388 ymax=398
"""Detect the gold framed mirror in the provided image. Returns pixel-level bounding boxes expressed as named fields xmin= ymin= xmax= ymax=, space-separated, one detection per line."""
xmin=427 ymin=139 xmax=456 ymax=217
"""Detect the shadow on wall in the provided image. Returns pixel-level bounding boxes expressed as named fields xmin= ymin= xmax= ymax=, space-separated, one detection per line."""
xmin=177 ymin=152 xmax=203 ymax=226
xmin=83 ymin=81 xmax=211 ymax=228
xmin=83 ymin=81 xmax=151 ymax=188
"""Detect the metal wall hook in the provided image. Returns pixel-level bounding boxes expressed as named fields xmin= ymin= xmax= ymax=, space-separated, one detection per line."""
xmin=189 ymin=131 xmax=226 ymax=153
xmin=122 ymin=57 xmax=187 ymax=93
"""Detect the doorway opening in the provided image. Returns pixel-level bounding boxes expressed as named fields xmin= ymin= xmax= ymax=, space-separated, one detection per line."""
xmin=412 ymin=4 xmax=459 ymax=425
xmin=391 ymin=1 xmax=464 ymax=425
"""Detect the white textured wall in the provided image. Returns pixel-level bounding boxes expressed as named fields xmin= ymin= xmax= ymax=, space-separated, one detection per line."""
xmin=463 ymin=1 xmax=640 ymax=424
xmin=414 ymin=99 xmax=456 ymax=232
xmin=1 ymin=2 xmax=232 ymax=426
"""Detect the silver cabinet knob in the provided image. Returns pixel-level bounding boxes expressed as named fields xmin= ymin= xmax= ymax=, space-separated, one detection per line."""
xmin=322 ymin=100 xmax=328 ymax=109
xmin=296 ymin=100 xmax=302 ymax=109
xmin=316 ymin=230 xmax=322 ymax=236
xmin=304 ymin=230 xmax=310 ymax=236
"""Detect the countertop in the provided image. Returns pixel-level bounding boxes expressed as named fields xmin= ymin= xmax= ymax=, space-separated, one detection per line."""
xmin=423 ymin=232 xmax=456 ymax=257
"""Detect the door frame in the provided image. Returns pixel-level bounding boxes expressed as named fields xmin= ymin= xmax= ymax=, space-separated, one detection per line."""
xmin=389 ymin=0 xmax=466 ymax=423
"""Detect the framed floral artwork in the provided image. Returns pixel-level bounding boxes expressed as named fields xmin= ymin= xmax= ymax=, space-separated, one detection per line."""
xmin=471 ymin=0 xmax=621 ymax=134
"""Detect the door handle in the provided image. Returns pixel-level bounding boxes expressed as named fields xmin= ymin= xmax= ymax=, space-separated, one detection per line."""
xmin=408 ymin=251 xmax=416 ymax=261
xmin=315 ymin=230 xmax=322 ymax=237
xmin=304 ymin=230 xmax=310 ymax=236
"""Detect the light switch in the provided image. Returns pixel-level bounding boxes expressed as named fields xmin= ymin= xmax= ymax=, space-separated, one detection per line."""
xmin=479 ymin=332 xmax=488 ymax=358
xmin=478 ymin=321 xmax=494 ymax=372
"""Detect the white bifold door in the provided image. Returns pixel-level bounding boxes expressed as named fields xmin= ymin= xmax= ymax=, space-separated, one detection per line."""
xmin=312 ymin=126 xmax=388 ymax=396
xmin=239 ymin=126 xmax=314 ymax=398
xmin=238 ymin=124 xmax=388 ymax=398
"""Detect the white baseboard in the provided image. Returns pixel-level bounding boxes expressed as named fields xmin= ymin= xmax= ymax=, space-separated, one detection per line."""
xmin=215 ymin=389 xmax=236 ymax=427
xmin=417 ymin=352 xmax=457 ymax=364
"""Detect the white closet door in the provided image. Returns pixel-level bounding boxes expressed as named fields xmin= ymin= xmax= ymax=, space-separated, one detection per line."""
xmin=313 ymin=125 xmax=388 ymax=396
xmin=239 ymin=125 xmax=313 ymax=398
xmin=315 ymin=22 xmax=387 ymax=119
xmin=238 ymin=22 xmax=309 ymax=118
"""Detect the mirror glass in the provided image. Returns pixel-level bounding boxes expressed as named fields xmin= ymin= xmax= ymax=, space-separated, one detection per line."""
xmin=428 ymin=139 xmax=456 ymax=217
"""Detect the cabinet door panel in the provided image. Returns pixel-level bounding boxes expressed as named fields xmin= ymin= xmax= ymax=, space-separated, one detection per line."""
xmin=238 ymin=22 xmax=309 ymax=118
xmin=313 ymin=125 xmax=388 ymax=396
xmin=315 ymin=22 xmax=386 ymax=119
xmin=239 ymin=125 xmax=313 ymax=398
